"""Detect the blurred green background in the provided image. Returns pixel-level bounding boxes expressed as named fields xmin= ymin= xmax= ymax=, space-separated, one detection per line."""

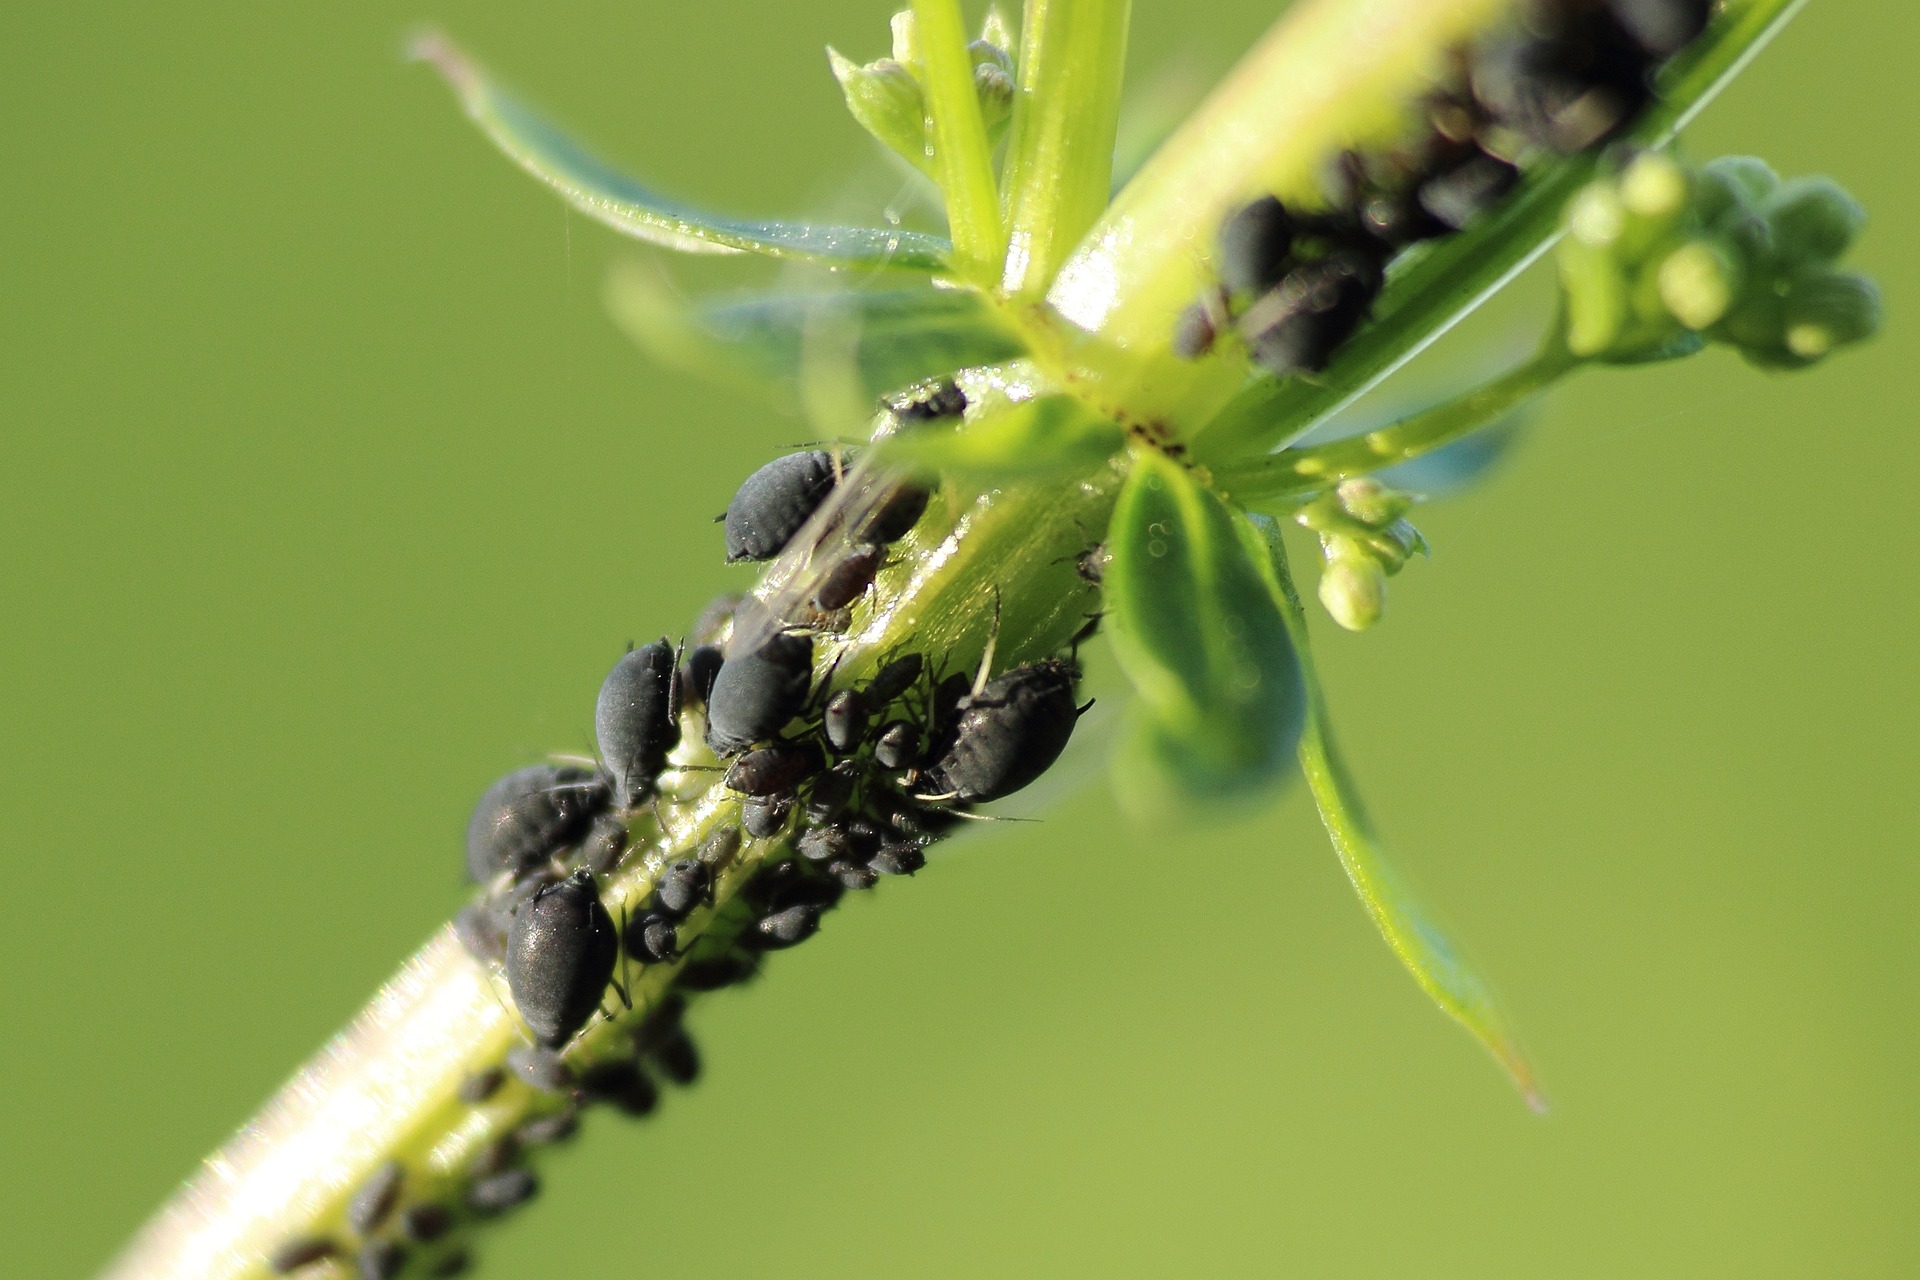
xmin=3 ymin=2 xmax=1913 ymax=1276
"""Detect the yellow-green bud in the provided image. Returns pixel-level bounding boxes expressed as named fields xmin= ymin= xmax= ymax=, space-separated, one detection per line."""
xmin=1334 ymin=476 xmax=1411 ymax=527
xmin=1319 ymin=550 xmax=1386 ymax=632
xmin=1764 ymin=176 xmax=1867 ymax=266
xmin=889 ymin=10 xmax=919 ymax=67
xmin=1781 ymin=271 xmax=1882 ymax=361
xmin=1568 ymin=184 xmax=1627 ymax=248
xmin=1695 ymin=155 xmax=1779 ymax=226
xmin=1658 ymin=239 xmax=1739 ymax=331
xmin=827 ymin=49 xmax=929 ymax=173
xmin=1620 ymin=152 xmax=1688 ymax=221
xmin=1559 ymin=238 xmax=1630 ymax=358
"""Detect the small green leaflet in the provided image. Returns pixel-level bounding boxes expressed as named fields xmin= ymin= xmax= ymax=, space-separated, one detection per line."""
xmin=1104 ymin=451 xmax=1304 ymax=804
xmin=1243 ymin=514 xmax=1546 ymax=1110
xmin=413 ymin=32 xmax=952 ymax=272
xmin=604 ymin=263 xmax=1023 ymax=422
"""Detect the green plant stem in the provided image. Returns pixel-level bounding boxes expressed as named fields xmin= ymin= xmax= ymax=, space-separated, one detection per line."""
xmin=1215 ymin=345 xmax=1579 ymax=502
xmin=999 ymin=0 xmax=1132 ymax=299
xmin=103 ymin=461 xmax=1114 ymax=1280
xmin=915 ymin=0 xmax=1008 ymax=284
xmin=1187 ymin=0 xmax=1808 ymax=463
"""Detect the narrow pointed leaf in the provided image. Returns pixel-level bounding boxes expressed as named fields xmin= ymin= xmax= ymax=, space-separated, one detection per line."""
xmin=1105 ymin=452 xmax=1304 ymax=804
xmin=1245 ymin=515 xmax=1545 ymax=1109
xmin=414 ymin=32 xmax=951 ymax=271
xmin=604 ymin=263 xmax=1024 ymax=418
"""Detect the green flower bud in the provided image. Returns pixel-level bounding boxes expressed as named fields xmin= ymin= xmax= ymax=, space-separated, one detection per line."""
xmin=1781 ymin=271 xmax=1883 ymax=361
xmin=1764 ymin=176 xmax=1866 ymax=267
xmin=827 ymin=48 xmax=930 ymax=173
xmin=1559 ymin=237 xmax=1630 ymax=358
xmin=1657 ymin=239 xmax=1740 ymax=331
xmin=1694 ymin=155 xmax=1779 ymax=226
xmin=1334 ymin=476 xmax=1412 ymax=527
xmin=1619 ymin=152 xmax=1688 ymax=221
xmin=969 ymin=40 xmax=1015 ymax=132
xmin=1567 ymin=183 xmax=1627 ymax=248
xmin=1319 ymin=548 xmax=1386 ymax=632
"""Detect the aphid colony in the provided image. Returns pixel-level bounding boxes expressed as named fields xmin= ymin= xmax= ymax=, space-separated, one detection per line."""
xmin=273 ymin=381 xmax=1090 ymax=1276
xmin=1175 ymin=0 xmax=1714 ymax=375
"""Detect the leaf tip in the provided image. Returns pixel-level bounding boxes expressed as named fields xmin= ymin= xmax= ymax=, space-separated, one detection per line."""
xmin=405 ymin=27 xmax=479 ymax=103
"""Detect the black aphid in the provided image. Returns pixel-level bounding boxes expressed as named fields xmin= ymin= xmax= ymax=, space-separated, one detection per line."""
xmin=654 ymin=858 xmax=713 ymax=919
xmin=1241 ymin=249 xmax=1384 ymax=377
xmin=680 ymin=644 xmax=725 ymax=708
xmin=745 ymin=904 xmax=824 ymax=950
xmin=1417 ymin=152 xmax=1520 ymax=230
xmin=857 ymin=481 xmax=932 ymax=546
xmin=705 ymin=631 xmax=815 ymax=756
xmin=346 ymin=1160 xmax=404 ymax=1236
xmin=467 ymin=1136 xmax=518 ymax=1179
xmin=457 ymin=1066 xmax=505 ymax=1105
xmin=595 ymin=640 xmax=681 ymax=808
xmin=453 ymin=905 xmax=506 ymax=965
xmin=823 ymin=689 xmax=869 ymax=754
xmin=505 ymin=1044 xmax=575 ymax=1094
xmin=399 ymin=1204 xmax=452 ymax=1244
xmin=579 ymin=1059 xmax=658 ymax=1117
xmin=870 ymin=844 xmax=927 ymax=877
xmin=466 ymin=1169 xmax=538 ymax=1216
xmin=814 ymin=543 xmax=885 ymax=611
xmin=798 ymin=825 xmax=851 ymax=863
xmin=267 ymin=1236 xmax=338 ymax=1274
xmin=873 ymin=719 xmax=922 ymax=771
xmin=674 ymin=951 xmax=760 ymax=991
xmin=927 ymin=658 xmax=1083 ymax=802
xmin=356 ymin=1239 xmax=408 ymax=1280
xmin=646 ymin=1026 xmax=701 ymax=1086
xmin=885 ymin=377 xmax=967 ymax=422
xmin=517 ymin=1105 xmax=579 ymax=1146
xmin=580 ymin=816 xmax=628 ymax=877
xmin=505 ymin=870 xmax=621 ymax=1048
xmin=746 ymin=859 xmax=843 ymax=912
xmin=1609 ymin=0 xmax=1711 ymax=57
xmin=629 ymin=913 xmax=682 ymax=964
xmin=465 ymin=765 xmax=608 ymax=883
xmin=1074 ymin=543 xmax=1110 ymax=586
xmin=697 ymin=823 xmax=743 ymax=873
xmin=804 ymin=761 xmax=857 ymax=824
xmin=724 ymin=740 xmax=825 ymax=797
xmin=827 ymin=859 xmax=880 ymax=891
xmin=1219 ymin=195 xmax=1297 ymax=296
xmin=724 ymin=450 xmax=839 ymax=562
xmin=741 ymin=792 xmax=794 ymax=839
xmin=864 ymin=652 xmax=925 ymax=706
xmin=1171 ymin=300 xmax=1218 ymax=359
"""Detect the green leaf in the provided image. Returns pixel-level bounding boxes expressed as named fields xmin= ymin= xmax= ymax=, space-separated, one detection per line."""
xmin=872 ymin=392 xmax=1124 ymax=480
xmin=603 ymin=263 xmax=1025 ymax=421
xmin=1104 ymin=452 xmax=1304 ymax=804
xmin=911 ymin=0 xmax=1006 ymax=281
xmin=1245 ymin=515 xmax=1546 ymax=1109
xmin=412 ymin=32 xmax=951 ymax=272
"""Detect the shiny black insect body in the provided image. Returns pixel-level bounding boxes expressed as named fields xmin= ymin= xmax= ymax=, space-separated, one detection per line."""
xmin=1218 ymin=195 xmax=1297 ymax=296
xmin=1241 ymin=248 xmax=1384 ymax=377
xmin=744 ymin=904 xmax=823 ymax=951
xmin=797 ymin=824 xmax=850 ymax=863
xmin=705 ymin=632 xmax=815 ymax=756
xmin=506 ymin=1044 xmax=574 ymax=1094
xmin=357 ymin=1240 xmax=408 ymax=1280
xmin=346 ymin=1161 xmax=404 ymax=1236
xmin=674 ymin=951 xmax=759 ymax=991
xmin=813 ymin=543 xmax=885 ymax=611
xmin=870 ymin=844 xmax=927 ymax=877
xmin=723 ymin=740 xmax=824 ymax=797
xmin=823 ymin=689 xmax=868 ymax=754
xmin=927 ymin=659 xmax=1083 ymax=803
xmin=873 ymin=719 xmax=921 ymax=771
xmin=504 ymin=870 xmax=622 ymax=1048
xmin=864 ymin=652 xmax=925 ymax=706
xmin=804 ymin=760 xmax=857 ymax=824
xmin=679 ymin=644 xmax=724 ymax=708
xmin=723 ymin=450 xmax=839 ymax=563
xmin=653 ymin=858 xmax=712 ymax=919
xmin=466 ymin=1169 xmax=538 ymax=1217
xmin=595 ymin=640 xmax=681 ymax=808
xmin=885 ymin=377 xmax=967 ymax=423
xmin=629 ymin=913 xmax=682 ymax=965
xmin=856 ymin=482 xmax=931 ymax=546
xmin=741 ymin=792 xmax=794 ymax=839
xmin=579 ymin=1059 xmax=658 ymax=1117
xmin=268 ymin=1237 xmax=339 ymax=1275
xmin=464 ymin=765 xmax=609 ymax=883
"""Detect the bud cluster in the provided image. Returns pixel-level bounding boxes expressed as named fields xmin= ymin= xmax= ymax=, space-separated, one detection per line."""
xmin=828 ymin=7 xmax=1016 ymax=178
xmin=1296 ymin=478 xmax=1429 ymax=632
xmin=1557 ymin=151 xmax=1881 ymax=367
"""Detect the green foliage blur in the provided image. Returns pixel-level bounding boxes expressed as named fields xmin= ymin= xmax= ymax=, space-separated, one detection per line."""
xmin=2 ymin=2 xmax=1913 ymax=1276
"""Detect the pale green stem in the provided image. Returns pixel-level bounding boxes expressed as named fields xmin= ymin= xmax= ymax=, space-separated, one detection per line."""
xmin=999 ymin=0 xmax=1132 ymax=299
xmin=102 ymin=463 xmax=1115 ymax=1280
xmin=1215 ymin=345 xmax=1578 ymax=502
xmin=915 ymin=0 xmax=1008 ymax=283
